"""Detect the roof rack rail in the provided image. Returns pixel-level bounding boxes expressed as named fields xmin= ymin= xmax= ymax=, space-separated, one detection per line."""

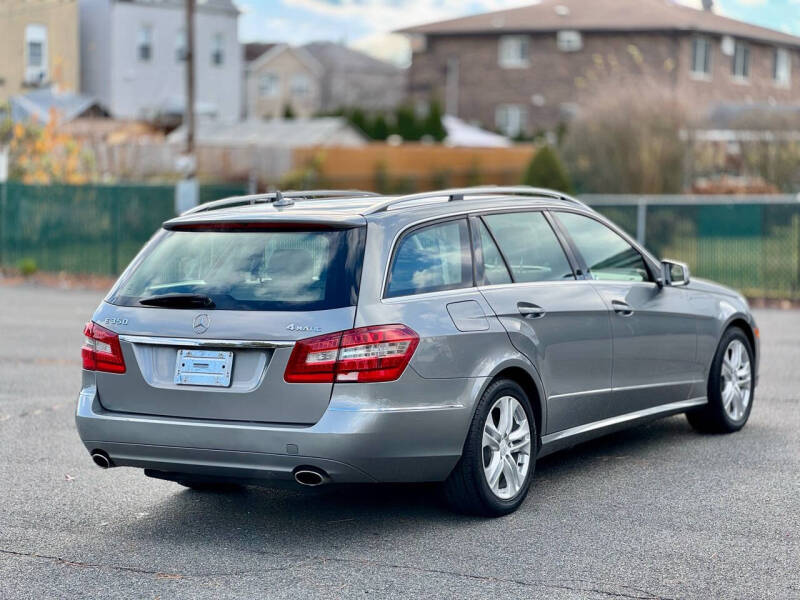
xmin=363 ymin=186 xmax=590 ymax=214
xmin=183 ymin=189 xmax=380 ymax=216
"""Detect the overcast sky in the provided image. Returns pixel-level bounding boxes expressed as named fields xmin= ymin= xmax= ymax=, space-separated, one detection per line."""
xmin=236 ymin=0 xmax=800 ymax=64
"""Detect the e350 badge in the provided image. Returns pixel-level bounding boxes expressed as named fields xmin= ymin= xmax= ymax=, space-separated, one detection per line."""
xmin=103 ymin=317 xmax=129 ymax=326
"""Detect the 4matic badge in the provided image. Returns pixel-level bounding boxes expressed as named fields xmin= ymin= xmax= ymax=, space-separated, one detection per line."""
xmin=286 ymin=323 xmax=322 ymax=333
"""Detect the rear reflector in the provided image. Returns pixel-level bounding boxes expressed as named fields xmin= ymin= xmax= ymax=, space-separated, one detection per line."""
xmin=284 ymin=324 xmax=419 ymax=383
xmin=82 ymin=321 xmax=126 ymax=374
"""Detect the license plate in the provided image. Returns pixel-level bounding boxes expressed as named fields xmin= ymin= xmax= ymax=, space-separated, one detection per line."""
xmin=174 ymin=349 xmax=233 ymax=387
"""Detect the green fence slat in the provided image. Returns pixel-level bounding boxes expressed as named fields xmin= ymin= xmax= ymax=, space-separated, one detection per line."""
xmin=0 ymin=182 xmax=245 ymax=277
xmin=0 ymin=185 xmax=797 ymax=300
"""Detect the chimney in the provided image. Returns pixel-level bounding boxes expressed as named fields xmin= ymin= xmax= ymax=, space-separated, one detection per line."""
xmin=702 ymin=0 xmax=713 ymax=11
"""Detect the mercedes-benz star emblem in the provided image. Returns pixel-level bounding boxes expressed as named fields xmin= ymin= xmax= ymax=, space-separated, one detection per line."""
xmin=192 ymin=313 xmax=210 ymax=334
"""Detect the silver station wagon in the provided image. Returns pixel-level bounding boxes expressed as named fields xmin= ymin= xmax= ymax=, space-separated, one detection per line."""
xmin=77 ymin=187 xmax=759 ymax=516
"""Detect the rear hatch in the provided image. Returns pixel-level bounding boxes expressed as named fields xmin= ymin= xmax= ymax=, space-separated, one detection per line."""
xmin=89 ymin=219 xmax=366 ymax=425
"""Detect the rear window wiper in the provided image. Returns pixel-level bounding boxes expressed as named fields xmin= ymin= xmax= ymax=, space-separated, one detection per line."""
xmin=138 ymin=293 xmax=215 ymax=308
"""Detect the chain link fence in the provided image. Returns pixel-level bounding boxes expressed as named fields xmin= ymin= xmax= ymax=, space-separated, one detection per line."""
xmin=1 ymin=184 xmax=799 ymax=300
xmin=0 ymin=183 xmax=246 ymax=276
xmin=586 ymin=195 xmax=800 ymax=300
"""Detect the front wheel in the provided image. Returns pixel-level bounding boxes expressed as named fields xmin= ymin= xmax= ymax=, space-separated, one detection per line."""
xmin=443 ymin=379 xmax=536 ymax=517
xmin=687 ymin=327 xmax=755 ymax=433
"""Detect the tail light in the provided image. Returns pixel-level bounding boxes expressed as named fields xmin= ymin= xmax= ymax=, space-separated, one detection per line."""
xmin=285 ymin=324 xmax=419 ymax=383
xmin=82 ymin=322 xmax=126 ymax=374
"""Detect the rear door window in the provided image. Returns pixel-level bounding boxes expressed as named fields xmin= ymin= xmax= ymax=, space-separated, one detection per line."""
xmin=109 ymin=226 xmax=366 ymax=311
xmin=483 ymin=212 xmax=574 ymax=282
xmin=385 ymin=219 xmax=473 ymax=298
xmin=555 ymin=212 xmax=651 ymax=282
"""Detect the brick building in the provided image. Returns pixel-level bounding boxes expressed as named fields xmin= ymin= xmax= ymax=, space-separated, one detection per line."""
xmin=400 ymin=0 xmax=800 ymax=136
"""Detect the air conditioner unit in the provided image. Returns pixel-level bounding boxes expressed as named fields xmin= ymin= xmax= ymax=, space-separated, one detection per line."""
xmin=24 ymin=69 xmax=46 ymax=86
xmin=721 ymin=36 xmax=735 ymax=56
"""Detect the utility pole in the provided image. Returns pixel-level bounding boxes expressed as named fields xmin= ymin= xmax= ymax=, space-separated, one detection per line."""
xmin=175 ymin=0 xmax=199 ymax=214
xmin=185 ymin=0 xmax=196 ymax=161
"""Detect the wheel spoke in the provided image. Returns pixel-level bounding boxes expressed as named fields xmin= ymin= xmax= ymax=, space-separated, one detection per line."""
xmin=498 ymin=397 xmax=513 ymax=436
xmin=502 ymin=454 xmax=520 ymax=493
xmin=483 ymin=428 xmax=501 ymax=451
xmin=485 ymin=454 xmax=503 ymax=489
xmin=509 ymin=436 xmax=531 ymax=454
xmin=722 ymin=384 xmax=734 ymax=411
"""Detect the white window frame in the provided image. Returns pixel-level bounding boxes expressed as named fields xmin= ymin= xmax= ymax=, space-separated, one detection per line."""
xmin=138 ymin=25 xmax=153 ymax=62
xmin=731 ymin=40 xmax=750 ymax=82
xmin=211 ymin=33 xmax=224 ymax=66
xmin=24 ymin=24 xmax=48 ymax=85
xmin=690 ymin=35 xmax=712 ymax=79
xmin=773 ymin=47 xmax=791 ymax=86
xmin=557 ymin=30 xmax=583 ymax=53
xmin=495 ymin=104 xmax=527 ymax=137
xmin=259 ymin=72 xmax=280 ymax=98
xmin=498 ymin=35 xmax=530 ymax=69
xmin=290 ymin=73 xmax=311 ymax=98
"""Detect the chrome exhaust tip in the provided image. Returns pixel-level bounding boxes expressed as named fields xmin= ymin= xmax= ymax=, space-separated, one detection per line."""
xmin=294 ymin=468 xmax=328 ymax=487
xmin=91 ymin=451 xmax=112 ymax=469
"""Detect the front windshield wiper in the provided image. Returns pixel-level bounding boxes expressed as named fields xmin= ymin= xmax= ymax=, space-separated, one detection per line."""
xmin=138 ymin=293 xmax=215 ymax=308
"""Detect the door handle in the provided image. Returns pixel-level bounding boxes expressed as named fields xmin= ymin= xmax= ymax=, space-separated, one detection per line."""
xmin=517 ymin=302 xmax=546 ymax=319
xmin=612 ymin=300 xmax=634 ymax=317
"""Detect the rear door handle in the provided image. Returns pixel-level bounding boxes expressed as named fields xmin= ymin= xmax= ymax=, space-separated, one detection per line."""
xmin=612 ymin=300 xmax=634 ymax=316
xmin=517 ymin=302 xmax=546 ymax=319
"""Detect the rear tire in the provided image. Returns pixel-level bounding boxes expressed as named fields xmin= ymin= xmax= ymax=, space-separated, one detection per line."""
xmin=687 ymin=327 xmax=754 ymax=434
xmin=443 ymin=379 xmax=536 ymax=517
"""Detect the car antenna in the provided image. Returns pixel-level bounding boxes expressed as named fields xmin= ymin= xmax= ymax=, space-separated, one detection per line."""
xmin=272 ymin=190 xmax=295 ymax=208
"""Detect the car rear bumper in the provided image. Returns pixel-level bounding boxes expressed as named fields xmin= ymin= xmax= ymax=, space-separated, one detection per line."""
xmin=75 ymin=375 xmax=484 ymax=484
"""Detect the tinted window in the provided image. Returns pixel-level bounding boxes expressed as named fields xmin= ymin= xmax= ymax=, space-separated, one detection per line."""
xmin=386 ymin=219 xmax=472 ymax=298
xmin=109 ymin=227 xmax=365 ymax=311
xmin=477 ymin=221 xmax=512 ymax=285
xmin=483 ymin=212 xmax=574 ymax=283
xmin=556 ymin=212 xmax=650 ymax=282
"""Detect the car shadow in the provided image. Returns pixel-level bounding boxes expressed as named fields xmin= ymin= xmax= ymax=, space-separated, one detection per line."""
xmin=119 ymin=415 xmax=698 ymax=550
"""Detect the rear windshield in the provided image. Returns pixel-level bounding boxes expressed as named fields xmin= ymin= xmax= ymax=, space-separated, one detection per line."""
xmin=109 ymin=227 xmax=366 ymax=311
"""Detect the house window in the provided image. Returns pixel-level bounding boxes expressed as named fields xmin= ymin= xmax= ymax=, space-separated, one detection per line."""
xmin=732 ymin=40 xmax=750 ymax=79
xmin=691 ymin=36 xmax=712 ymax=76
xmin=498 ymin=36 xmax=529 ymax=68
xmin=290 ymin=73 xmax=311 ymax=98
xmin=774 ymin=47 xmax=791 ymax=85
xmin=495 ymin=104 xmax=527 ymax=137
xmin=557 ymin=30 xmax=582 ymax=52
xmin=211 ymin=33 xmax=224 ymax=66
xmin=259 ymin=73 xmax=280 ymax=98
xmin=138 ymin=25 xmax=153 ymax=62
xmin=175 ymin=29 xmax=186 ymax=62
xmin=25 ymin=24 xmax=48 ymax=84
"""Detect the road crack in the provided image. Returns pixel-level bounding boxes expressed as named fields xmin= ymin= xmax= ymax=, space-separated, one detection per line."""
xmin=0 ymin=548 xmax=282 ymax=580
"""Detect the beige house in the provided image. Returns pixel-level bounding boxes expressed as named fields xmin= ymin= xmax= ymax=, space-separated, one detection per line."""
xmin=244 ymin=43 xmax=322 ymax=120
xmin=0 ymin=0 xmax=80 ymax=102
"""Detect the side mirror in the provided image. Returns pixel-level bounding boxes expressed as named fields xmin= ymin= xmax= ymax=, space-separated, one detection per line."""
xmin=662 ymin=259 xmax=690 ymax=287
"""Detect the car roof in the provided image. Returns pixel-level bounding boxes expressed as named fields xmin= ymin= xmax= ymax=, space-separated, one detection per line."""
xmin=163 ymin=188 xmax=593 ymax=229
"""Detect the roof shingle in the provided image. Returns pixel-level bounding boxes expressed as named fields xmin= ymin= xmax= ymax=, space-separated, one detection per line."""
xmin=399 ymin=0 xmax=800 ymax=47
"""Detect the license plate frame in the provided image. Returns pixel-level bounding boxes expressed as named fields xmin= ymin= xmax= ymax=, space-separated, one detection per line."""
xmin=174 ymin=349 xmax=234 ymax=387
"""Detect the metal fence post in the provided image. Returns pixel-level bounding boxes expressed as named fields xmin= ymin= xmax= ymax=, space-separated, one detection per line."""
xmin=636 ymin=198 xmax=647 ymax=246
xmin=111 ymin=196 xmax=120 ymax=275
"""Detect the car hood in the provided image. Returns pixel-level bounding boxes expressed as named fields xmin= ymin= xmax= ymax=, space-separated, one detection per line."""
xmin=686 ymin=277 xmax=747 ymax=303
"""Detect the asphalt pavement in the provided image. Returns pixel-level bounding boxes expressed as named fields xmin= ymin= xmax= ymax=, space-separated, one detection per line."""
xmin=1 ymin=284 xmax=798 ymax=599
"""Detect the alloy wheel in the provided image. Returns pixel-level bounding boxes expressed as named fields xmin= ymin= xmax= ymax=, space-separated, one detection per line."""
xmin=720 ymin=339 xmax=752 ymax=422
xmin=482 ymin=395 xmax=532 ymax=499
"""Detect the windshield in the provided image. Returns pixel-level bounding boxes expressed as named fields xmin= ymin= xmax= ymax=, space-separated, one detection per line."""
xmin=109 ymin=227 xmax=366 ymax=311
